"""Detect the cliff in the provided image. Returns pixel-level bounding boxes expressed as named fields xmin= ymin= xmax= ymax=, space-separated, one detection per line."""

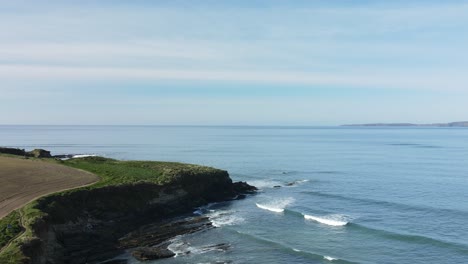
xmin=0 ymin=156 xmax=255 ymax=264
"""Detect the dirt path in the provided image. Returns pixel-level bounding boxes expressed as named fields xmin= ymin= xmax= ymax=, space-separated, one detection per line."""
xmin=0 ymin=156 xmax=99 ymax=219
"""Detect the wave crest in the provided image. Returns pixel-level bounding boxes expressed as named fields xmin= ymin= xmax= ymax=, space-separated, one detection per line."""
xmin=303 ymin=214 xmax=349 ymax=226
xmin=256 ymin=197 xmax=295 ymax=213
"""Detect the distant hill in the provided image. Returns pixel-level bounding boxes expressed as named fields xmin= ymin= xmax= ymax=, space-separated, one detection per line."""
xmin=342 ymin=121 xmax=468 ymax=127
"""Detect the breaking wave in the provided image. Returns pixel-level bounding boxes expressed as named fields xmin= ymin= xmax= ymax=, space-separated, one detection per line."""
xmin=303 ymin=214 xmax=349 ymax=226
xmin=256 ymin=197 xmax=295 ymax=213
xmin=72 ymin=154 xmax=97 ymax=158
xmin=256 ymin=203 xmax=285 ymax=213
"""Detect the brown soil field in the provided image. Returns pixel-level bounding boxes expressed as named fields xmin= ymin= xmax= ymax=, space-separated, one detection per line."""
xmin=0 ymin=156 xmax=99 ymax=219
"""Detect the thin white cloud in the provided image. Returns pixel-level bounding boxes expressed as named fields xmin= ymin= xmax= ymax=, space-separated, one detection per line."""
xmin=0 ymin=64 xmax=466 ymax=91
xmin=0 ymin=42 xmax=221 ymax=61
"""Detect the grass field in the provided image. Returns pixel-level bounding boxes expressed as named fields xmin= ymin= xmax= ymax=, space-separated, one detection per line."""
xmin=61 ymin=156 xmax=222 ymax=188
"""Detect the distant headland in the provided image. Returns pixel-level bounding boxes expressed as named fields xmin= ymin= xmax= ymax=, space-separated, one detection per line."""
xmin=342 ymin=121 xmax=468 ymax=127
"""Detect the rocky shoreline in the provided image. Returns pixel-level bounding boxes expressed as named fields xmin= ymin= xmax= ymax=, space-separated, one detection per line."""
xmin=120 ymin=215 xmax=215 ymax=261
xmin=26 ymin=177 xmax=255 ymax=264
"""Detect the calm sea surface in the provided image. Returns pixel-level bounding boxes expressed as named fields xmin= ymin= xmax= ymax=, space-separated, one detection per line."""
xmin=1 ymin=125 xmax=468 ymax=264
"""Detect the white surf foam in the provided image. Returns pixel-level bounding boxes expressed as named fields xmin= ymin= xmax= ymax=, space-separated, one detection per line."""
xmin=167 ymin=237 xmax=188 ymax=257
xmin=324 ymin=255 xmax=338 ymax=261
xmin=256 ymin=197 xmax=294 ymax=213
xmin=167 ymin=236 xmax=230 ymax=257
xmin=72 ymin=154 xmax=97 ymax=158
xmin=303 ymin=214 xmax=349 ymax=226
xmin=206 ymin=210 xmax=244 ymax=227
xmin=247 ymin=179 xmax=282 ymax=189
xmin=167 ymin=237 xmax=204 ymax=256
xmin=192 ymin=209 xmax=203 ymax=215
xmin=256 ymin=203 xmax=284 ymax=213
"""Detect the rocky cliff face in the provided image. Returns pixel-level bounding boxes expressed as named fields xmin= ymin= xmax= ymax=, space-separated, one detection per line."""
xmin=21 ymin=170 xmax=255 ymax=264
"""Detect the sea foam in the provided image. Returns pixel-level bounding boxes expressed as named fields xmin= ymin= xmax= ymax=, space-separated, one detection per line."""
xmin=324 ymin=255 xmax=338 ymax=261
xmin=303 ymin=214 xmax=349 ymax=226
xmin=256 ymin=203 xmax=285 ymax=213
xmin=72 ymin=154 xmax=97 ymax=158
xmin=256 ymin=197 xmax=295 ymax=213
xmin=167 ymin=236 xmax=230 ymax=257
xmin=206 ymin=210 xmax=244 ymax=227
xmin=247 ymin=179 xmax=282 ymax=189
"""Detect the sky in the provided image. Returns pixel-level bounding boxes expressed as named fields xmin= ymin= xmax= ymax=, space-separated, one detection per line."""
xmin=1 ymin=0 xmax=467 ymax=125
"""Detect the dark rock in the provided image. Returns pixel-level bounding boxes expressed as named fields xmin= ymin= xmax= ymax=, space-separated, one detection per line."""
xmin=233 ymin=181 xmax=257 ymax=194
xmin=274 ymin=185 xmax=281 ymax=188
xmin=200 ymin=243 xmax=231 ymax=252
xmin=120 ymin=216 xmax=218 ymax=261
xmin=0 ymin=147 xmax=53 ymax=158
xmin=101 ymin=259 xmax=128 ymax=264
xmin=119 ymin=216 xmax=213 ymax=249
xmin=235 ymin=194 xmax=246 ymax=199
xmin=27 ymin=149 xmax=52 ymax=158
xmin=132 ymin=246 xmax=175 ymax=261
xmin=0 ymin=147 xmax=26 ymax=156
xmin=53 ymin=154 xmax=75 ymax=159
xmin=0 ymin=147 xmax=54 ymax=158
xmin=286 ymin=180 xmax=305 ymax=186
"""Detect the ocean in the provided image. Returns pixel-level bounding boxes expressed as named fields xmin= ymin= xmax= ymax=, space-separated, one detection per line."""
xmin=1 ymin=125 xmax=467 ymax=264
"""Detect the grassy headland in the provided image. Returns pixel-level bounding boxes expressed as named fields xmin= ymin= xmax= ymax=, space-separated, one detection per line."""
xmin=0 ymin=155 xmax=233 ymax=263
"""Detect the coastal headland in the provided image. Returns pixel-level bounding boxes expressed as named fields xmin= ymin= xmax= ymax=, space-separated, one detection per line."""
xmin=0 ymin=148 xmax=256 ymax=264
xmin=342 ymin=121 xmax=468 ymax=127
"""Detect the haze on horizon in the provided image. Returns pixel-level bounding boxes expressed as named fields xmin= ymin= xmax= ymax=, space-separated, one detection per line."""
xmin=1 ymin=0 xmax=467 ymax=126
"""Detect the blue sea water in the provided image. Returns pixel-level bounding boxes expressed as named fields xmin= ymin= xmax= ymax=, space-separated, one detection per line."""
xmin=1 ymin=125 xmax=468 ymax=264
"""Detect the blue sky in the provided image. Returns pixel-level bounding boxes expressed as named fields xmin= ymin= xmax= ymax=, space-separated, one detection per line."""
xmin=1 ymin=0 xmax=467 ymax=125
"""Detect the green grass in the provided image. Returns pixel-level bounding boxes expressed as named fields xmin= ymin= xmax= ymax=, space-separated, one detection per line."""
xmin=0 ymin=204 xmax=46 ymax=264
xmin=60 ymin=156 xmax=220 ymax=188
xmin=0 ymin=211 xmax=22 ymax=249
